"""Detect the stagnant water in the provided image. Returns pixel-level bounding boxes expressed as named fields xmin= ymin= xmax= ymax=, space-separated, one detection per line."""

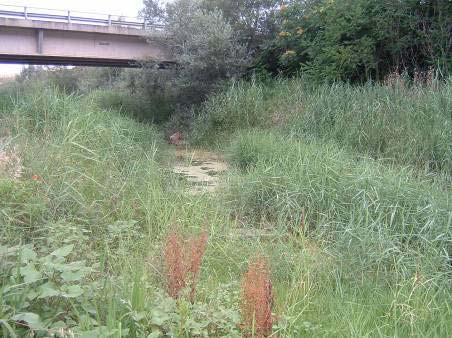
xmin=172 ymin=148 xmax=228 ymax=195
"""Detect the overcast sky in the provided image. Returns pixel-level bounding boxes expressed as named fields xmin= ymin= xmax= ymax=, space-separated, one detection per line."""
xmin=0 ymin=0 xmax=167 ymax=75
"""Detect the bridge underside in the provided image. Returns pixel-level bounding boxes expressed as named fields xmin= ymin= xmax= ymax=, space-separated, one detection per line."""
xmin=0 ymin=18 xmax=171 ymax=67
xmin=0 ymin=55 xmax=176 ymax=68
xmin=0 ymin=54 xmax=142 ymax=67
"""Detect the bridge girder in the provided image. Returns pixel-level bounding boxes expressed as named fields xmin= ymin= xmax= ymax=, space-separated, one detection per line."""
xmin=0 ymin=17 xmax=172 ymax=67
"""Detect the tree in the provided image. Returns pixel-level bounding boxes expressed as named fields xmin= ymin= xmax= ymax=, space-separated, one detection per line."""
xmin=257 ymin=0 xmax=452 ymax=81
xmin=141 ymin=0 xmax=249 ymax=106
xmin=142 ymin=0 xmax=283 ymax=53
xmin=140 ymin=0 xmax=165 ymax=24
xmin=200 ymin=0 xmax=282 ymax=51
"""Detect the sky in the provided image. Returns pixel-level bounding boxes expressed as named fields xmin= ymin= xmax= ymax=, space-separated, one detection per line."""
xmin=0 ymin=0 xmax=159 ymax=75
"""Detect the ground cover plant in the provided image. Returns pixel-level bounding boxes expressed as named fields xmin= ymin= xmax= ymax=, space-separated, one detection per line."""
xmin=0 ymin=75 xmax=451 ymax=337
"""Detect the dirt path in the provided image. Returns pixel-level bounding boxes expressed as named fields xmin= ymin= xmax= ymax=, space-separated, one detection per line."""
xmin=172 ymin=147 xmax=228 ymax=195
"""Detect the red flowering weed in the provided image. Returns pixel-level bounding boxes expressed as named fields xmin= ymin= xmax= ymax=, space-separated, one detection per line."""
xmin=163 ymin=230 xmax=208 ymax=301
xmin=241 ymin=256 xmax=274 ymax=337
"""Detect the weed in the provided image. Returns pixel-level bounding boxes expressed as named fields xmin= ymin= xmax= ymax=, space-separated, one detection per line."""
xmin=241 ymin=256 xmax=274 ymax=337
xmin=164 ymin=230 xmax=209 ymax=301
xmin=1 ymin=80 xmax=451 ymax=336
xmin=164 ymin=231 xmax=186 ymax=298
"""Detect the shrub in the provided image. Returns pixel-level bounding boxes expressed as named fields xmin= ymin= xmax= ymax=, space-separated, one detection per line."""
xmin=0 ymin=244 xmax=94 ymax=336
xmin=257 ymin=0 xmax=452 ymax=81
xmin=90 ymin=89 xmax=174 ymax=123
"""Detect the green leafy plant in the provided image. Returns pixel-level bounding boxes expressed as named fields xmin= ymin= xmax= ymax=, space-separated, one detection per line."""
xmin=1 ymin=244 xmax=95 ymax=336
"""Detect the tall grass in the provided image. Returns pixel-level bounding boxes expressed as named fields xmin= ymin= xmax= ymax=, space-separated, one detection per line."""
xmin=226 ymin=131 xmax=449 ymax=235
xmin=192 ymin=78 xmax=452 ymax=175
xmin=1 ymin=85 xmax=168 ymax=242
xmin=1 ymin=82 xmax=451 ymax=336
xmin=90 ymin=89 xmax=174 ymax=123
xmin=0 ymin=85 xmax=244 ymax=336
xmin=220 ymin=129 xmax=451 ymax=336
xmin=192 ymin=78 xmax=452 ymax=336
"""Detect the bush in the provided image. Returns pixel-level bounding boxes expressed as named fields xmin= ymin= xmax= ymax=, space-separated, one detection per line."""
xmin=258 ymin=0 xmax=452 ymax=81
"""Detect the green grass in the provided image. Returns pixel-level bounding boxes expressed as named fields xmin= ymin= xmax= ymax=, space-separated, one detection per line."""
xmin=192 ymin=78 xmax=451 ymax=176
xmin=220 ymin=130 xmax=451 ymax=336
xmin=90 ymin=89 xmax=175 ymax=123
xmin=0 ymin=80 xmax=451 ymax=337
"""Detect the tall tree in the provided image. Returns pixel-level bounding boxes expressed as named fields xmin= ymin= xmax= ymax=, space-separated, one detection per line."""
xmin=141 ymin=0 xmax=249 ymax=106
xmin=141 ymin=0 xmax=165 ymax=24
xmin=257 ymin=0 xmax=452 ymax=81
xmin=201 ymin=0 xmax=281 ymax=51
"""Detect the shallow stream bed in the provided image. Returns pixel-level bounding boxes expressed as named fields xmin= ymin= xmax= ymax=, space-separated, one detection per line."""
xmin=172 ymin=147 xmax=228 ymax=195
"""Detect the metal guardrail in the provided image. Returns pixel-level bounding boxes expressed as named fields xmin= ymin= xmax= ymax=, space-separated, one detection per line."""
xmin=0 ymin=3 xmax=164 ymax=30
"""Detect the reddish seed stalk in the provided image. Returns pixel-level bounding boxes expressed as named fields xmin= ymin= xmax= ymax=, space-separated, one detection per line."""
xmin=164 ymin=231 xmax=186 ymax=299
xmin=163 ymin=230 xmax=208 ymax=301
xmin=241 ymin=256 xmax=273 ymax=338
xmin=187 ymin=231 xmax=208 ymax=301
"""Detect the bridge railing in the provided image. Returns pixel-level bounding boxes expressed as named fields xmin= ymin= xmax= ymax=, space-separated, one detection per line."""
xmin=0 ymin=3 xmax=164 ymax=30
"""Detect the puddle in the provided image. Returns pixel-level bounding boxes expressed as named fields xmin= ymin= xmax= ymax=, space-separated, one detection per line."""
xmin=172 ymin=148 xmax=228 ymax=195
xmin=0 ymin=137 xmax=23 ymax=179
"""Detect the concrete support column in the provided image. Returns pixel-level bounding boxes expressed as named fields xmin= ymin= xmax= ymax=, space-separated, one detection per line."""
xmin=37 ymin=29 xmax=44 ymax=54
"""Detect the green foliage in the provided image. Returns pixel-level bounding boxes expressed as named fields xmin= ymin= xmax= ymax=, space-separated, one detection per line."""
xmin=0 ymin=85 xmax=168 ymax=243
xmin=222 ymin=129 xmax=451 ymax=336
xmin=113 ymin=288 xmax=241 ymax=337
xmin=143 ymin=0 xmax=281 ymax=52
xmin=17 ymin=66 xmax=81 ymax=94
xmin=200 ymin=0 xmax=281 ymax=49
xmin=0 ymin=179 xmax=48 ymax=240
xmin=1 ymin=243 xmax=241 ymax=337
xmin=0 ymin=244 xmax=95 ymax=336
xmin=226 ymin=130 xmax=449 ymax=241
xmin=140 ymin=0 xmax=250 ymax=115
xmin=192 ymin=78 xmax=452 ymax=175
xmin=0 ymin=85 xmax=246 ymax=336
xmin=90 ymin=89 xmax=173 ymax=123
xmin=157 ymin=0 xmax=249 ymax=105
xmin=14 ymin=66 xmax=176 ymax=123
xmin=1 ymin=78 xmax=451 ymax=336
xmin=258 ymin=0 xmax=452 ymax=81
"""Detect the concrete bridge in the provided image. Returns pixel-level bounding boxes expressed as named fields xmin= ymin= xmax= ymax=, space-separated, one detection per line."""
xmin=0 ymin=4 xmax=171 ymax=67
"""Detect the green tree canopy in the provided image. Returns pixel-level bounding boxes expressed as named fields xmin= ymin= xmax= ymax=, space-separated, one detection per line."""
xmin=257 ymin=0 xmax=451 ymax=81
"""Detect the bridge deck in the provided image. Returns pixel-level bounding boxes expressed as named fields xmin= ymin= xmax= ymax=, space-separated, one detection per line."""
xmin=0 ymin=4 xmax=170 ymax=67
